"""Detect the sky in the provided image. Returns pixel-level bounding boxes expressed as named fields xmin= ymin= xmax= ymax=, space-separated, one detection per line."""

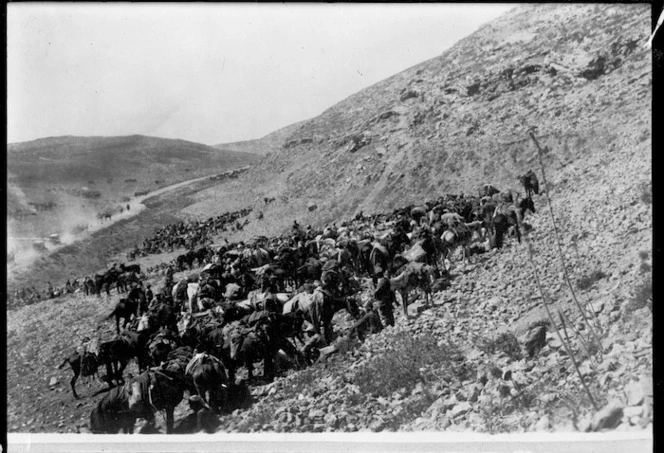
xmin=7 ymin=3 xmax=514 ymax=146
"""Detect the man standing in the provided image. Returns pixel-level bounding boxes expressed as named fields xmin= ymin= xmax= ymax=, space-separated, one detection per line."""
xmin=373 ymin=271 xmax=396 ymax=327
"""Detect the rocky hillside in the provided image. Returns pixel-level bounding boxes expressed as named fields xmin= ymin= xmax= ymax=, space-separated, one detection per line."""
xmin=216 ymin=117 xmax=653 ymax=433
xmin=199 ymin=3 xmax=650 ymax=236
xmin=213 ymin=120 xmax=309 ymax=156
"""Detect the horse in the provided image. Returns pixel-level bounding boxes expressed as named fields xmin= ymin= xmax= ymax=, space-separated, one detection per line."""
xmin=285 ymin=288 xmax=360 ymax=344
xmin=390 ymin=262 xmax=436 ymax=318
xmin=97 ymin=329 xmax=151 ymax=386
xmin=295 ymin=258 xmax=322 ymax=288
xmin=185 ymin=353 xmax=229 ymax=413
xmin=58 ymin=348 xmax=100 ymax=399
xmin=479 ymin=184 xmax=500 ymax=198
xmin=119 ymin=263 xmax=141 ymax=275
xmin=176 ymin=251 xmax=197 ymax=271
xmin=227 ymin=322 xmax=275 ymax=382
xmin=440 ymin=223 xmax=474 ymax=265
xmin=489 ymin=193 xmax=536 ymax=248
xmin=147 ymin=327 xmax=180 ymax=366
xmin=94 ymin=269 xmax=122 ymax=296
xmin=147 ymin=301 xmax=179 ymax=333
xmin=128 ymin=368 xmax=186 ymax=434
xmin=90 ymin=385 xmax=136 ymax=434
xmin=520 ymin=170 xmax=540 ymax=199
xmin=105 ymin=298 xmax=138 ymax=334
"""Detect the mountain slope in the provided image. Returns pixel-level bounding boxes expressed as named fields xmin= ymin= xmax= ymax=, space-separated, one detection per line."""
xmin=204 ymin=3 xmax=649 ymax=236
xmin=213 ymin=120 xmax=309 ymax=156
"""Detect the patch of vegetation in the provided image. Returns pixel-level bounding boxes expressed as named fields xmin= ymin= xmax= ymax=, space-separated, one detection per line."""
xmin=626 ymin=277 xmax=652 ymax=313
xmin=639 ymin=181 xmax=652 ymax=204
xmin=479 ymin=331 xmax=523 ymax=361
xmin=577 ymin=269 xmax=607 ymax=290
xmin=351 ymin=332 xmax=467 ymax=398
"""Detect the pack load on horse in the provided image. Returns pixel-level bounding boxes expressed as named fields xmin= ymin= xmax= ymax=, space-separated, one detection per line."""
xmin=58 ymin=338 xmax=100 ymax=399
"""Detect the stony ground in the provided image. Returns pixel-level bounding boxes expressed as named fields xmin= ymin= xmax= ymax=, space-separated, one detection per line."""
xmin=6 ymin=137 xmax=652 ymax=433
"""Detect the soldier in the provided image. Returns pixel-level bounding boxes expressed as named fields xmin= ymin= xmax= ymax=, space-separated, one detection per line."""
xmin=373 ymin=270 xmax=396 ymax=327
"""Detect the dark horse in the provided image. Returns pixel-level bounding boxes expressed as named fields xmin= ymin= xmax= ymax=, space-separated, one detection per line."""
xmin=58 ymin=349 xmax=100 ymax=399
xmin=225 ymin=321 xmax=276 ymax=383
xmin=128 ymin=368 xmax=186 ymax=433
xmin=520 ymin=170 xmax=540 ymax=199
xmin=97 ymin=330 xmax=150 ymax=386
xmin=90 ymin=385 xmax=136 ymax=434
xmin=105 ymin=298 xmax=138 ymax=334
xmin=186 ymin=353 xmax=229 ymax=413
xmin=492 ymin=198 xmax=534 ymax=249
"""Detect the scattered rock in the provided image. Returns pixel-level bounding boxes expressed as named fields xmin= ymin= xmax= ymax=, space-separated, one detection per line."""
xmin=450 ymin=402 xmax=472 ymax=418
xmin=523 ymin=325 xmax=547 ymax=357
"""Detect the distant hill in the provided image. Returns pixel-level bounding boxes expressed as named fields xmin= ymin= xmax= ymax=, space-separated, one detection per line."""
xmin=8 ymin=134 xmax=259 ymax=190
xmin=213 ymin=120 xmax=309 ymax=156
xmin=7 ymin=134 xmax=260 ymax=258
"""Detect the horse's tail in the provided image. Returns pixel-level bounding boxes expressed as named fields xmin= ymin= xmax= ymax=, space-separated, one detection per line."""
xmin=58 ymin=357 xmax=70 ymax=369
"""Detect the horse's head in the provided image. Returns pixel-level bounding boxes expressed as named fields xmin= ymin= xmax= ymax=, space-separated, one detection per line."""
xmin=128 ymin=378 xmax=150 ymax=415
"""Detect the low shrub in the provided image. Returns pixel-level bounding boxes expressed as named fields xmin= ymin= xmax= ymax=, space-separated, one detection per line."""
xmin=479 ymin=331 xmax=523 ymax=361
xmin=351 ymin=332 xmax=466 ymax=398
xmin=626 ymin=277 xmax=652 ymax=313
xmin=577 ymin=270 xmax=607 ymax=290
xmin=640 ymin=182 xmax=652 ymax=204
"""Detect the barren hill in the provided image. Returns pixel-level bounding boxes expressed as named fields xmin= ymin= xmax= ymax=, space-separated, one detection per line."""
xmin=7 ymin=135 xmax=259 ymax=274
xmin=8 ymin=134 xmax=258 ymax=197
xmin=213 ymin=120 xmax=309 ymax=156
xmin=200 ymin=3 xmax=650 ymax=237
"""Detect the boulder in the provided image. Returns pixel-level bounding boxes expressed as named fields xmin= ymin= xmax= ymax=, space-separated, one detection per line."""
xmin=591 ymin=401 xmax=624 ymax=431
xmin=522 ymin=325 xmax=548 ymax=357
xmin=450 ymin=401 xmax=472 ymax=418
xmin=308 ymin=203 xmax=318 ymax=212
xmin=624 ymin=379 xmax=646 ymax=406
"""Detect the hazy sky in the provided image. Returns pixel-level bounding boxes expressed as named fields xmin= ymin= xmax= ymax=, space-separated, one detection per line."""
xmin=8 ymin=3 xmax=513 ymax=146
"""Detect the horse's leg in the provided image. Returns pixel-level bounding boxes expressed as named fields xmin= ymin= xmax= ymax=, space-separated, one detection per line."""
xmin=70 ymin=365 xmax=81 ymax=399
xmin=105 ymin=361 xmax=115 ymax=387
xmin=401 ymin=289 xmax=409 ymax=318
xmin=117 ymin=359 xmax=129 ymax=384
